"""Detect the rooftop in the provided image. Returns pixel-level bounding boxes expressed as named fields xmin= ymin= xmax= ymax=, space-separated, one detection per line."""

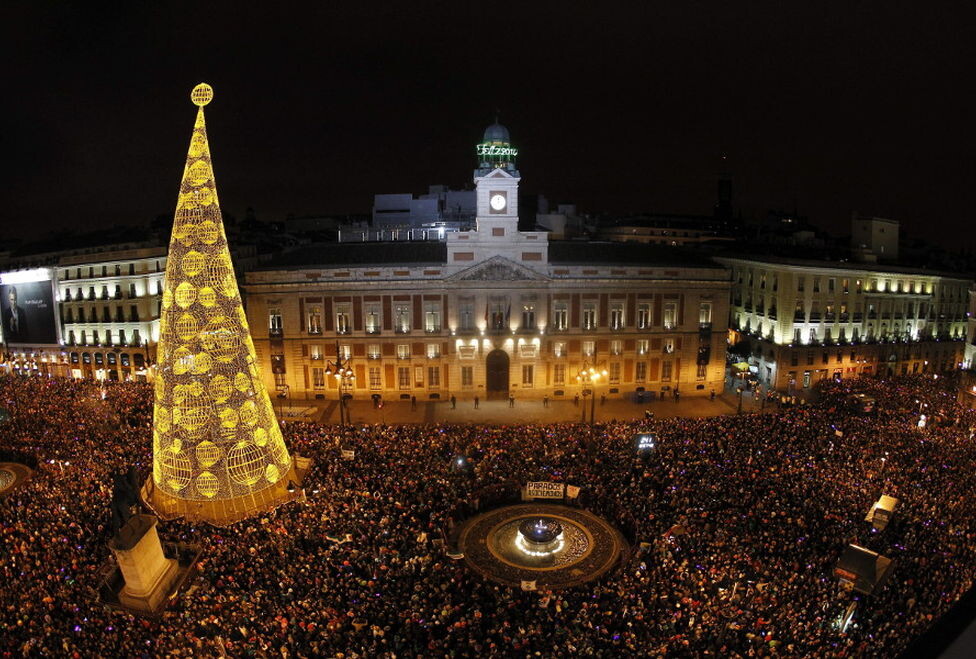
xmin=257 ymin=239 xmax=725 ymax=271
xmin=549 ymin=241 xmax=722 ymax=268
xmin=716 ymin=251 xmax=973 ymax=280
xmin=257 ymin=242 xmax=447 ymax=270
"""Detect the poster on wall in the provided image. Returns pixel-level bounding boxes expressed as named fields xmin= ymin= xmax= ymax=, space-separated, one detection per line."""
xmin=0 ymin=271 xmax=60 ymax=345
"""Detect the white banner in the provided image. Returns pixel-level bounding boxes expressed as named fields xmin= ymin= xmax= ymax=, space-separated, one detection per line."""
xmin=526 ymin=481 xmax=565 ymax=499
xmin=520 ymin=580 xmax=537 ymax=591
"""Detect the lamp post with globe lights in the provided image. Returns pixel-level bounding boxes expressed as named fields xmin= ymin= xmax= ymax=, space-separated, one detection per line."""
xmin=576 ymin=355 xmax=608 ymax=425
xmin=325 ymin=341 xmax=355 ymax=426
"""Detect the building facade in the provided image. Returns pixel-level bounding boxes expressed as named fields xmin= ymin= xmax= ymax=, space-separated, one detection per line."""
xmin=56 ymin=246 xmax=166 ymax=380
xmin=717 ymin=255 xmax=970 ymax=391
xmin=245 ymin=123 xmax=731 ymax=405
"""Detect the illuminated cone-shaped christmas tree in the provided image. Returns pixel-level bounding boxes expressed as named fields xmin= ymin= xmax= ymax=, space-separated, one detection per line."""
xmin=143 ymin=84 xmax=298 ymax=525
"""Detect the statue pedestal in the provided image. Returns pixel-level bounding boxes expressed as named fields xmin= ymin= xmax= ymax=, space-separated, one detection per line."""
xmin=108 ymin=515 xmax=179 ymax=613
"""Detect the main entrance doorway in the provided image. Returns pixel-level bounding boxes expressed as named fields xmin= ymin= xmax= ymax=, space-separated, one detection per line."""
xmin=486 ymin=349 xmax=510 ymax=399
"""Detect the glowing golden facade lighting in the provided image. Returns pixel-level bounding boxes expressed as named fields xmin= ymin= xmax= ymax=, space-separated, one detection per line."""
xmin=143 ymin=84 xmax=297 ymax=525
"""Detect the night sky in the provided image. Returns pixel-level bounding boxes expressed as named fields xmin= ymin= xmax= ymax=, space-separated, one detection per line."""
xmin=4 ymin=3 xmax=974 ymax=247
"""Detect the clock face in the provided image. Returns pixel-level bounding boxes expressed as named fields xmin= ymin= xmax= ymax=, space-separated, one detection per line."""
xmin=490 ymin=193 xmax=507 ymax=211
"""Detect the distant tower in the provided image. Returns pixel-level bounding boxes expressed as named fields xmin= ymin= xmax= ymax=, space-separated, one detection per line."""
xmin=143 ymin=84 xmax=299 ymax=526
xmin=714 ymin=154 xmax=733 ymax=223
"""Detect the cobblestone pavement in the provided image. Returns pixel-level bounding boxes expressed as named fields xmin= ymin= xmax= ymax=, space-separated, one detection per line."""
xmin=286 ymin=387 xmax=788 ymax=426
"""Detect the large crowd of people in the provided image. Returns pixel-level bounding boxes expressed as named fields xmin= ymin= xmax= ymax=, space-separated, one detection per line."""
xmin=2 ymin=372 xmax=975 ymax=657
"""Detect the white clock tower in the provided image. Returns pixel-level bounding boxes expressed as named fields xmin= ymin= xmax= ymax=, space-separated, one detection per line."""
xmin=474 ymin=121 xmax=520 ymax=235
xmin=446 ymin=120 xmax=548 ymax=270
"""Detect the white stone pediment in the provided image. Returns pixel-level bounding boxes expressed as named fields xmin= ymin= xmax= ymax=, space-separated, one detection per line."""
xmin=450 ymin=256 xmax=548 ymax=282
xmin=487 ymin=168 xmax=513 ymax=178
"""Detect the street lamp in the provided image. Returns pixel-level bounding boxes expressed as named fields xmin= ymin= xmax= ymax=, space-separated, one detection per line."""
xmin=576 ymin=356 xmax=608 ymax=425
xmin=275 ymin=383 xmax=291 ymax=419
xmin=325 ymin=340 xmax=355 ymax=426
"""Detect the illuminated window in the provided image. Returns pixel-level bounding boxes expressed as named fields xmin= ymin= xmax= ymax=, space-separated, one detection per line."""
xmin=663 ymin=303 xmax=676 ymax=330
xmin=312 ymin=367 xmax=325 ymax=388
xmin=609 ymin=362 xmax=620 ymax=384
xmin=269 ymin=308 xmax=283 ymax=336
xmin=522 ymin=305 xmax=535 ymax=329
xmin=397 ymin=344 xmax=410 ymax=360
xmin=583 ymin=340 xmax=595 ymax=357
xmin=424 ymin=302 xmax=441 ymax=333
xmin=488 ymin=302 xmax=506 ymax=330
xmin=699 ymin=302 xmax=712 ymax=325
xmin=582 ymin=303 xmax=597 ymax=330
xmin=395 ymin=304 xmax=411 ymax=333
xmin=461 ymin=366 xmax=473 ymax=386
xmin=398 ymin=367 xmax=410 ymax=389
xmin=428 ymin=366 xmax=440 ymax=388
xmin=663 ymin=339 xmax=674 ymax=354
xmin=427 ymin=343 xmax=441 ymax=359
xmin=554 ymin=364 xmax=565 ymax=385
xmin=553 ymin=341 xmax=566 ymax=358
xmin=369 ymin=367 xmax=381 ymax=390
xmin=309 ymin=345 xmax=323 ymax=360
xmin=522 ymin=364 xmax=534 ymax=387
xmin=365 ymin=304 xmax=381 ymax=333
xmin=637 ymin=340 xmax=649 ymax=355
xmin=367 ymin=344 xmax=381 ymax=359
xmin=335 ymin=304 xmax=351 ymax=334
xmin=661 ymin=361 xmax=672 ymax=381
xmin=339 ymin=344 xmax=352 ymax=360
xmin=610 ymin=340 xmax=622 ymax=356
xmin=609 ymin=303 xmax=624 ymax=329
xmin=697 ymin=363 xmax=707 ymax=379
xmin=458 ymin=301 xmax=474 ymax=331
xmin=635 ymin=362 xmax=647 ymax=382
xmin=552 ymin=302 xmax=568 ymax=330
xmin=307 ymin=306 xmax=322 ymax=334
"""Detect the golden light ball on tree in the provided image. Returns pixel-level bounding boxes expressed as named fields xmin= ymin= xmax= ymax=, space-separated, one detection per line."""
xmin=190 ymin=83 xmax=214 ymax=106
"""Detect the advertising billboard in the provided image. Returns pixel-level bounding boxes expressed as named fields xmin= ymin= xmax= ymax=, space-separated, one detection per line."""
xmin=0 ymin=271 xmax=59 ymax=345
